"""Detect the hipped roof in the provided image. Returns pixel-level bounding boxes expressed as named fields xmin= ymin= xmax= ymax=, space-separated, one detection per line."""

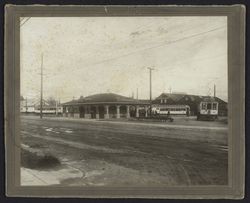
xmin=63 ymin=93 xmax=150 ymax=106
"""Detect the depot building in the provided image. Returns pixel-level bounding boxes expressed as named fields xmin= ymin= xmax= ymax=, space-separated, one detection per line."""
xmin=62 ymin=92 xmax=228 ymax=119
xmin=62 ymin=93 xmax=150 ymax=119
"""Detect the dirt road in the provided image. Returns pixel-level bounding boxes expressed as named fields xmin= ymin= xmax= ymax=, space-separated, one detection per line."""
xmin=20 ymin=116 xmax=228 ymax=186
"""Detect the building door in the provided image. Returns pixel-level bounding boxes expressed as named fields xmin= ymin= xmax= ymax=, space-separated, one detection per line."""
xmin=79 ymin=106 xmax=85 ymax=118
xmin=99 ymin=106 xmax=105 ymax=119
xmin=90 ymin=106 xmax=96 ymax=119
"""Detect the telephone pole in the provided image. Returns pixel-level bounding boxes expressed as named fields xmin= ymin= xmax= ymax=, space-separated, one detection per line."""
xmin=147 ymin=67 xmax=155 ymax=116
xmin=40 ymin=53 xmax=43 ymax=119
xmin=55 ymin=100 xmax=58 ymax=116
xmin=214 ymin=84 xmax=216 ymax=98
xmin=25 ymin=97 xmax=28 ymax=113
xmin=169 ymin=86 xmax=172 ymax=94
xmin=136 ymin=88 xmax=138 ymax=100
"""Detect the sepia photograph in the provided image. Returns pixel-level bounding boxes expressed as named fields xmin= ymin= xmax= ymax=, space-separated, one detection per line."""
xmin=4 ymin=5 xmax=245 ymax=198
xmin=20 ymin=15 xmax=228 ymax=186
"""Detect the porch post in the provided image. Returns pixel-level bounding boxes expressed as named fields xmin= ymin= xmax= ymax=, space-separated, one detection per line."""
xmin=84 ymin=105 xmax=91 ymax=119
xmin=136 ymin=105 xmax=139 ymax=118
xmin=104 ymin=105 xmax=109 ymax=119
xmin=126 ymin=105 xmax=130 ymax=118
xmin=96 ymin=105 xmax=99 ymax=119
xmin=116 ymin=105 xmax=120 ymax=119
xmin=74 ymin=106 xmax=80 ymax=118
xmin=145 ymin=106 xmax=148 ymax=117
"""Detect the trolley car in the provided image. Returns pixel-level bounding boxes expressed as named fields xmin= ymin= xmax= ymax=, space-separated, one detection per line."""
xmin=34 ymin=106 xmax=63 ymax=114
xmin=197 ymin=99 xmax=218 ymax=121
xmin=152 ymin=105 xmax=190 ymax=115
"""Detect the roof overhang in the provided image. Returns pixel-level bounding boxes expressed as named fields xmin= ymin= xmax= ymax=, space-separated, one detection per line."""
xmin=62 ymin=101 xmax=150 ymax=106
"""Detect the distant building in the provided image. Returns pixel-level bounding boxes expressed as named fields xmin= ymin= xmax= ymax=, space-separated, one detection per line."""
xmin=152 ymin=93 xmax=227 ymax=116
xmin=20 ymin=97 xmax=62 ymax=115
xmin=20 ymin=96 xmax=26 ymax=112
xmin=34 ymin=100 xmax=63 ymax=115
xmin=20 ymin=96 xmax=35 ymax=113
xmin=62 ymin=93 xmax=150 ymax=119
xmin=62 ymin=92 xmax=227 ymax=119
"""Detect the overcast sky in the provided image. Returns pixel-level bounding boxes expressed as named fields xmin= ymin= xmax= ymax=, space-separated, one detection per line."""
xmin=20 ymin=17 xmax=227 ymax=102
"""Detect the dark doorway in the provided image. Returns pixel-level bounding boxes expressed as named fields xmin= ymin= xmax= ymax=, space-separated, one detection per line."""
xmin=130 ymin=106 xmax=136 ymax=118
xmin=120 ymin=105 xmax=127 ymax=118
xmin=90 ymin=106 xmax=96 ymax=119
xmin=109 ymin=106 xmax=116 ymax=118
xmin=79 ymin=106 xmax=85 ymax=118
xmin=99 ymin=106 xmax=105 ymax=119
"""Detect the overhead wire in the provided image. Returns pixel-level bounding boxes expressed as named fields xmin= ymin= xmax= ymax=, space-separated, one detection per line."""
xmin=47 ymin=25 xmax=226 ymax=78
xmin=22 ymin=21 xmax=227 ymax=100
xmin=20 ymin=17 xmax=31 ymax=27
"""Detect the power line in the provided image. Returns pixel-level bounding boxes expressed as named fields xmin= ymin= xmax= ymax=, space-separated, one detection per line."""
xmin=20 ymin=17 xmax=26 ymax=24
xmin=40 ymin=53 xmax=43 ymax=119
xmin=70 ymin=19 xmax=198 ymax=66
xmin=169 ymin=53 xmax=226 ymax=67
xmin=147 ymin=67 xmax=155 ymax=117
xmin=23 ymin=24 xmax=227 ymax=102
xmin=96 ymin=26 xmax=225 ymax=66
xmin=136 ymin=88 xmax=138 ymax=100
xmin=82 ymin=21 xmax=225 ymax=64
xmin=157 ymin=53 xmax=227 ymax=75
xmin=20 ymin=17 xmax=31 ymax=27
xmin=50 ymin=25 xmax=226 ymax=77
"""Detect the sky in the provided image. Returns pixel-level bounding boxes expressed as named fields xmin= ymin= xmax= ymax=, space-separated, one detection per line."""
xmin=20 ymin=16 xmax=228 ymax=102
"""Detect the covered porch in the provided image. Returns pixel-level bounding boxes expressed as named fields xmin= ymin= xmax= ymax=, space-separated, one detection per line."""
xmin=63 ymin=103 xmax=150 ymax=119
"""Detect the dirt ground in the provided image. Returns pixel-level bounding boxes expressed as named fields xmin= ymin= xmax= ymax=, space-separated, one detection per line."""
xmin=20 ymin=115 xmax=228 ymax=186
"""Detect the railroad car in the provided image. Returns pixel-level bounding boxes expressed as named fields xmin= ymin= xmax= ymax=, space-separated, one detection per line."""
xmin=152 ymin=105 xmax=190 ymax=115
xmin=34 ymin=107 xmax=63 ymax=114
xmin=197 ymin=99 xmax=218 ymax=121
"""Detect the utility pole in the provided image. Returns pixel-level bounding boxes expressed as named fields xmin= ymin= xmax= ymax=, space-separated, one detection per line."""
xmin=214 ymin=84 xmax=216 ymax=98
xmin=136 ymin=88 xmax=138 ymax=100
xmin=147 ymin=67 xmax=155 ymax=117
xmin=25 ymin=97 xmax=28 ymax=113
xmin=55 ymin=100 xmax=58 ymax=116
xmin=40 ymin=53 xmax=43 ymax=119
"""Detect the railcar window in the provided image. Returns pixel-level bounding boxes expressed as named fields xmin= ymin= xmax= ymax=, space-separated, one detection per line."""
xmin=212 ymin=103 xmax=217 ymax=110
xmin=202 ymin=103 xmax=206 ymax=109
xmin=207 ymin=103 xmax=212 ymax=110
